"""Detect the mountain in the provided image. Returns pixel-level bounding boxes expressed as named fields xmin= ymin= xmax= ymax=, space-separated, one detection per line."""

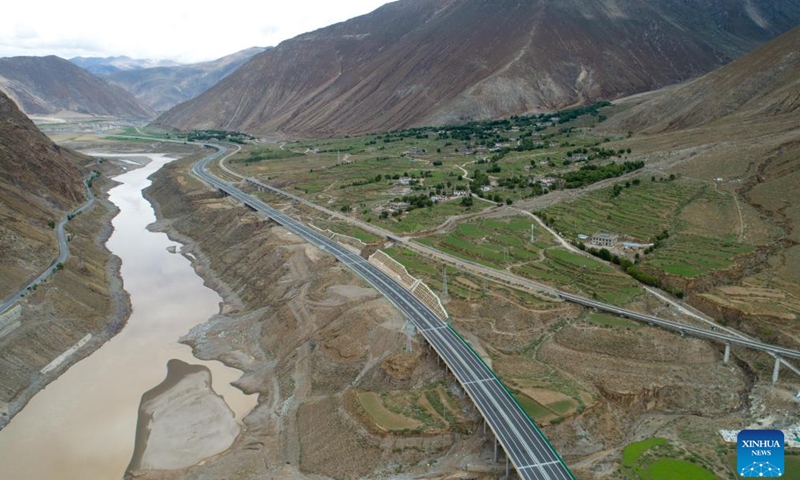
xmin=69 ymin=56 xmax=183 ymax=75
xmin=155 ymin=0 xmax=800 ymax=137
xmin=0 ymin=90 xmax=87 ymax=297
xmin=599 ymin=27 xmax=800 ymax=347
xmin=604 ymin=26 xmax=800 ymax=133
xmin=101 ymin=47 xmax=267 ymax=113
xmin=0 ymin=56 xmax=154 ymax=118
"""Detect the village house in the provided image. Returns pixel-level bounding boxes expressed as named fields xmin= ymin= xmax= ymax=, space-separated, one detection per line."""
xmin=538 ymin=177 xmax=559 ymax=187
xmin=590 ymin=233 xmax=618 ymax=248
xmin=388 ymin=202 xmax=410 ymax=212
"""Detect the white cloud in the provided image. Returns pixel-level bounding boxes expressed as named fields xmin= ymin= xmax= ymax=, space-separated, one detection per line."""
xmin=0 ymin=0 xmax=395 ymax=63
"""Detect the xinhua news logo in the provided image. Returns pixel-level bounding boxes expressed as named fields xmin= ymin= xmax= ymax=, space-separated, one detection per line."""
xmin=738 ymin=430 xmax=784 ymax=477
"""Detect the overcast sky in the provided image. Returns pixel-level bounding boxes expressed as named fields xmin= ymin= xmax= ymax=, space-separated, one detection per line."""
xmin=1 ymin=0 xmax=395 ymax=63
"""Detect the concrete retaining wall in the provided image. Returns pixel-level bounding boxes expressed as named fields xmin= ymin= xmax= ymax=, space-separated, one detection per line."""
xmin=369 ymin=250 xmax=448 ymax=320
xmin=0 ymin=305 xmax=22 ymax=331
xmin=310 ymin=224 xmax=367 ymax=254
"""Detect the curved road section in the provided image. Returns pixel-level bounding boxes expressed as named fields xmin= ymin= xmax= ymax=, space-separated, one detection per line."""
xmin=193 ymin=145 xmax=576 ymax=480
xmin=0 ymin=177 xmax=96 ymax=315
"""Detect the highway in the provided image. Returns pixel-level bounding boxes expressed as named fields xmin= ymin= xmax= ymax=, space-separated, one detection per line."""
xmin=193 ymin=145 xmax=576 ymax=480
xmin=238 ymin=174 xmax=800 ymax=364
xmin=0 ymin=176 xmax=96 ymax=315
xmin=558 ymin=292 xmax=800 ymax=360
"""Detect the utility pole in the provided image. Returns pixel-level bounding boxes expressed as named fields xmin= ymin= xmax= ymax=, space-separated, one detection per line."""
xmin=442 ymin=266 xmax=449 ymax=297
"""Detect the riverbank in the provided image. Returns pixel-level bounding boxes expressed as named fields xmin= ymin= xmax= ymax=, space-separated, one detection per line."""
xmin=0 ymin=158 xmax=133 ymax=430
xmin=133 ymin=152 xmax=487 ymax=479
xmin=0 ymin=151 xmax=256 ymax=480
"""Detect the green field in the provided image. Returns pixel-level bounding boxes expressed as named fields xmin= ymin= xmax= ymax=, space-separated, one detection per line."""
xmin=410 ymin=215 xmax=642 ymax=305
xmin=646 ymin=458 xmax=716 ymax=480
xmin=417 ymin=216 xmax=554 ymax=268
xmin=623 ymin=438 xmax=668 ymax=466
xmin=357 ymin=392 xmax=421 ymax=431
xmin=513 ymin=393 xmax=552 ymax=420
xmin=728 ymin=454 xmax=800 ymax=480
xmin=544 ymin=179 xmax=754 ymax=280
xmin=622 ymin=438 xmax=717 ymax=479
xmin=221 ymin=104 xmax=635 ymax=236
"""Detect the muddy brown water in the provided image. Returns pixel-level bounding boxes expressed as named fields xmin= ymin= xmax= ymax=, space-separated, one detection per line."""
xmin=0 ymin=154 xmax=256 ymax=479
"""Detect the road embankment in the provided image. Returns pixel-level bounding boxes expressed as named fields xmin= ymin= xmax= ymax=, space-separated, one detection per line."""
xmin=0 ymin=163 xmax=132 ymax=430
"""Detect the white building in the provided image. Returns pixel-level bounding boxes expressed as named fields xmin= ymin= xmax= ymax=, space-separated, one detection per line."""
xmin=590 ymin=233 xmax=618 ymax=248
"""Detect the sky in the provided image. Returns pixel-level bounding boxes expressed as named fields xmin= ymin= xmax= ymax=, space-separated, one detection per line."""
xmin=0 ymin=0 xmax=395 ymax=63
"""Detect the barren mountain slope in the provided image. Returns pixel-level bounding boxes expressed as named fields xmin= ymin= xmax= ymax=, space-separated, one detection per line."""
xmin=606 ymin=26 xmax=800 ymax=133
xmin=102 ymin=47 xmax=267 ymax=113
xmin=0 ymin=91 xmax=87 ymax=297
xmin=0 ymin=56 xmax=154 ymax=118
xmin=0 ymin=99 xmax=132 ymax=429
xmin=155 ymin=0 xmax=800 ymax=136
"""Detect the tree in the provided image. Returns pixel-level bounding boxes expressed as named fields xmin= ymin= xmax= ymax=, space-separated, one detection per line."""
xmin=461 ymin=196 xmax=474 ymax=207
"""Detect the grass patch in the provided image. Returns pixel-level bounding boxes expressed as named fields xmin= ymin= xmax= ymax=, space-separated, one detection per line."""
xmin=512 ymin=393 xmax=552 ymax=420
xmin=587 ymin=312 xmax=640 ymax=329
xmin=728 ymin=454 xmax=800 ymax=480
xmin=645 ymin=458 xmax=715 ymax=480
xmin=623 ymin=438 xmax=668 ymax=466
xmin=233 ymin=148 xmax=304 ymax=164
xmin=357 ymin=392 xmax=421 ymax=431
xmin=548 ymin=400 xmax=578 ymax=415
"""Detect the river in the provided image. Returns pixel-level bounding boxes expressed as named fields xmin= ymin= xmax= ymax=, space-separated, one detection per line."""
xmin=0 ymin=153 xmax=256 ymax=479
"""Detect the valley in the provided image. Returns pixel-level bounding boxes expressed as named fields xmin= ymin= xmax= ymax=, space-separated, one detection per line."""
xmin=0 ymin=4 xmax=798 ymax=480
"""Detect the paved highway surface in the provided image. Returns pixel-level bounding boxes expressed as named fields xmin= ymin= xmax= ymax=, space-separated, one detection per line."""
xmin=194 ymin=145 xmax=576 ymax=480
xmin=0 ymin=177 xmax=96 ymax=315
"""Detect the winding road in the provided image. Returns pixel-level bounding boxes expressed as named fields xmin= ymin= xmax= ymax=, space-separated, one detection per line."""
xmin=0 ymin=176 xmax=96 ymax=315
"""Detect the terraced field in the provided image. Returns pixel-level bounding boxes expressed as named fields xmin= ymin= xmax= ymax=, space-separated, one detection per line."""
xmin=646 ymin=234 xmax=753 ymax=278
xmin=413 ymin=216 xmax=642 ymax=304
xmin=544 ymin=179 xmax=754 ymax=279
xmin=351 ymin=385 xmax=469 ymax=435
xmin=544 ymin=180 xmax=699 ymax=240
xmin=417 ymin=217 xmax=554 ymax=269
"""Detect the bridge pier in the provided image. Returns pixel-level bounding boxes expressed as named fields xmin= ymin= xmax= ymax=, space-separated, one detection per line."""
xmin=506 ymin=455 xmax=510 ymax=478
xmin=494 ymin=436 xmax=498 ymax=463
xmin=723 ymin=343 xmax=730 ymax=364
xmin=773 ymin=356 xmax=781 ymax=384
